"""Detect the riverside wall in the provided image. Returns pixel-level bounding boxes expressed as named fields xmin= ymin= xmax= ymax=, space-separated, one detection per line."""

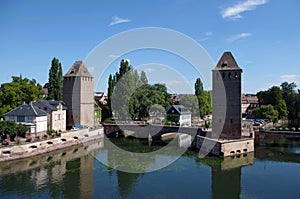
xmin=196 ymin=136 xmax=254 ymax=157
xmin=255 ymin=130 xmax=300 ymax=146
xmin=0 ymin=127 xmax=104 ymax=162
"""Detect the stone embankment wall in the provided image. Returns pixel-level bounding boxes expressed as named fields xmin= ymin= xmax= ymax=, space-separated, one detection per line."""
xmin=0 ymin=127 xmax=104 ymax=162
xmin=0 ymin=139 xmax=104 ymax=176
xmin=196 ymin=136 xmax=254 ymax=157
xmin=255 ymin=130 xmax=300 ymax=146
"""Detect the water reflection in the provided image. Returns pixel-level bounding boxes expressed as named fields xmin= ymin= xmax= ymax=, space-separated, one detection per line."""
xmin=0 ymin=139 xmax=104 ymax=199
xmin=212 ymin=167 xmax=241 ymax=199
xmin=0 ymin=138 xmax=300 ymax=199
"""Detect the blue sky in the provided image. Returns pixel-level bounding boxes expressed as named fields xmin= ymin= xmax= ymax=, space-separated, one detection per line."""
xmin=0 ymin=0 xmax=299 ymax=94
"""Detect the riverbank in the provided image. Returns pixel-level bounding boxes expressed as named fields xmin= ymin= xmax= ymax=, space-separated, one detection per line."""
xmin=255 ymin=130 xmax=300 ymax=146
xmin=0 ymin=127 xmax=104 ymax=162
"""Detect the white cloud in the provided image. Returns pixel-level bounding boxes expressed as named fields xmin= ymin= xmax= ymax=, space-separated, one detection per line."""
xmin=199 ymin=32 xmax=213 ymax=42
xmin=205 ymin=32 xmax=212 ymax=36
xmin=221 ymin=0 xmax=268 ymax=20
xmin=227 ymin=32 xmax=252 ymax=42
xmin=280 ymin=74 xmax=300 ymax=84
xmin=163 ymin=80 xmax=185 ymax=85
xmin=142 ymin=67 xmax=156 ymax=73
xmin=109 ymin=54 xmax=120 ymax=58
xmin=108 ymin=16 xmax=131 ymax=26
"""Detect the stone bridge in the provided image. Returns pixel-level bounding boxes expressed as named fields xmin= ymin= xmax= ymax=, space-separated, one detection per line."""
xmin=102 ymin=123 xmax=205 ymax=139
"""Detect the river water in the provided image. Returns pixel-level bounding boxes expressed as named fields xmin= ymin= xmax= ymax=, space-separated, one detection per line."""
xmin=0 ymin=138 xmax=300 ymax=199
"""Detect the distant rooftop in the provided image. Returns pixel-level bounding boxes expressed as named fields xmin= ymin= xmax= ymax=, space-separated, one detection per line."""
xmin=5 ymin=103 xmax=47 ymax=117
xmin=214 ymin=52 xmax=242 ymax=71
xmin=33 ymin=100 xmax=67 ymax=111
xmin=166 ymin=105 xmax=191 ymax=115
xmin=64 ymin=61 xmax=93 ymax=77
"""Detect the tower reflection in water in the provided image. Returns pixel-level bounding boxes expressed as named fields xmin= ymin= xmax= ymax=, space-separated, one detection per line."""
xmin=0 ymin=139 xmax=255 ymax=198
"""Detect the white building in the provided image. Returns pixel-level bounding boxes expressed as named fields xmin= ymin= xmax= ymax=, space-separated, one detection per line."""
xmin=5 ymin=103 xmax=47 ymax=135
xmin=166 ymin=105 xmax=191 ymax=127
xmin=33 ymin=100 xmax=66 ymax=132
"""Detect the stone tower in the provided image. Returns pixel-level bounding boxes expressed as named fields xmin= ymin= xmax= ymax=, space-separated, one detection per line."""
xmin=212 ymin=52 xmax=242 ymax=139
xmin=63 ymin=61 xmax=94 ymax=129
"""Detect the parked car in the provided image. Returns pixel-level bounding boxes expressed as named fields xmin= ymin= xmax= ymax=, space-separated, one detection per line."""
xmin=71 ymin=124 xmax=84 ymax=130
xmin=253 ymin=119 xmax=265 ymax=126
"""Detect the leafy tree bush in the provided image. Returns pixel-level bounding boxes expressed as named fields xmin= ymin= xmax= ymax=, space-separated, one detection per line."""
xmin=0 ymin=121 xmax=28 ymax=141
xmin=252 ymin=104 xmax=279 ymax=123
xmin=0 ymin=76 xmax=44 ymax=118
xmin=107 ymin=60 xmax=170 ymax=121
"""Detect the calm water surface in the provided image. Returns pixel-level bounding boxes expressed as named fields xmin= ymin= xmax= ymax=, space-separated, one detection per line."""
xmin=0 ymin=138 xmax=300 ymax=199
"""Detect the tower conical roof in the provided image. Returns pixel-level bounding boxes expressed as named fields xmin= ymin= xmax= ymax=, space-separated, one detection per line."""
xmin=64 ymin=61 xmax=93 ymax=77
xmin=213 ymin=52 xmax=242 ymax=71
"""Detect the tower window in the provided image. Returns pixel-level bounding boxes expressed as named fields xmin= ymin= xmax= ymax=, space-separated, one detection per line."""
xmin=235 ymin=72 xmax=238 ymax=79
xmin=221 ymin=61 xmax=228 ymax=67
xmin=230 ymin=119 xmax=233 ymax=123
xmin=228 ymin=72 xmax=232 ymax=79
xmin=222 ymin=72 xmax=225 ymax=79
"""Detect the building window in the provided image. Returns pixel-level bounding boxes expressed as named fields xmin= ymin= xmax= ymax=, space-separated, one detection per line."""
xmin=27 ymin=116 xmax=33 ymax=123
xmin=221 ymin=61 xmax=227 ymax=67
xmin=235 ymin=72 xmax=238 ymax=79
xmin=230 ymin=119 xmax=233 ymax=124
xmin=222 ymin=72 xmax=225 ymax=79
xmin=8 ymin=116 xmax=14 ymax=121
xmin=228 ymin=72 xmax=232 ymax=79
xmin=17 ymin=116 xmax=25 ymax=122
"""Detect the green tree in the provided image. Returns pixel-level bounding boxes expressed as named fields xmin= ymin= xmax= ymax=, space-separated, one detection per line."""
xmin=280 ymin=82 xmax=298 ymax=122
xmin=0 ymin=76 xmax=44 ymax=118
xmin=257 ymin=86 xmax=288 ymax=119
xmin=48 ymin=57 xmax=63 ymax=100
xmin=194 ymin=78 xmax=212 ymax=118
xmin=106 ymin=60 xmax=170 ymax=121
xmin=0 ymin=121 xmax=27 ymax=141
xmin=179 ymin=95 xmax=199 ymax=117
xmin=198 ymin=91 xmax=212 ymax=118
xmin=140 ymin=71 xmax=148 ymax=85
xmin=129 ymin=83 xmax=170 ymax=120
xmin=107 ymin=74 xmax=115 ymax=118
xmin=110 ymin=60 xmax=136 ymax=120
xmin=277 ymin=99 xmax=288 ymax=119
xmin=252 ymin=104 xmax=279 ymax=123
xmin=195 ymin=78 xmax=204 ymax=96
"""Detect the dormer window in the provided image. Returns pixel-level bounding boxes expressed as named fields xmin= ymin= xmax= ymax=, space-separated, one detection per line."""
xmin=221 ymin=61 xmax=228 ymax=67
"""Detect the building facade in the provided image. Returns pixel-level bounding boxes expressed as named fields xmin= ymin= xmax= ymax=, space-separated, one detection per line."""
xmin=212 ymin=52 xmax=242 ymax=139
xmin=242 ymin=94 xmax=259 ymax=117
xmin=33 ymin=100 xmax=66 ymax=132
xmin=63 ymin=61 xmax=94 ymax=129
xmin=5 ymin=103 xmax=47 ymax=134
xmin=166 ymin=105 xmax=191 ymax=127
